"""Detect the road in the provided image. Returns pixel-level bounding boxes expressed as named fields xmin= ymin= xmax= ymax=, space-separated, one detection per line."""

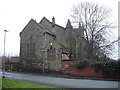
xmin=0 ymin=71 xmax=119 ymax=88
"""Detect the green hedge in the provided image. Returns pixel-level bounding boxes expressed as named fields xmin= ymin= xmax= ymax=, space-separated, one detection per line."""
xmin=76 ymin=59 xmax=120 ymax=78
xmin=92 ymin=60 xmax=120 ymax=78
xmin=77 ymin=59 xmax=90 ymax=69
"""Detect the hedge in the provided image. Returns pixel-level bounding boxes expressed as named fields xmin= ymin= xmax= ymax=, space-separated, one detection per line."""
xmin=76 ymin=59 xmax=120 ymax=78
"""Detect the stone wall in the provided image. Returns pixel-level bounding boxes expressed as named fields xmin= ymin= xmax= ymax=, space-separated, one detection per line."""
xmin=20 ymin=19 xmax=63 ymax=71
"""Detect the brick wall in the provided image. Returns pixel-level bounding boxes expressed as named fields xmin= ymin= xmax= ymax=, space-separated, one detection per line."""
xmin=69 ymin=65 xmax=103 ymax=77
xmin=61 ymin=60 xmax=75 ymax=74
xmin=62 ymin=60 xmax=120 ymax=79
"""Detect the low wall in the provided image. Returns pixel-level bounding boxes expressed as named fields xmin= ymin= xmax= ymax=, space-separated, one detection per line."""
xmin=61 ymin=60 xmax=75 ymax=74
xmin=69 ymin=65 xmax=103 ymax=77
xmin=62 ymin=60 xmax=120 ymax=79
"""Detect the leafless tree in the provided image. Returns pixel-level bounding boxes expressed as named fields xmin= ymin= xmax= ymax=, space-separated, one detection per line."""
xmin=71 ymin=2 xmax=117 ymax=60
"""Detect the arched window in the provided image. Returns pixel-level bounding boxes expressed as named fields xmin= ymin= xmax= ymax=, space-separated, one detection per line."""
xmin=33 ymin=43 xmax=35 ymax=56
xmin=27 ymin=36 xmax=35 ymax=57
xmin=47 ymin=46 xmax=56 ymax=60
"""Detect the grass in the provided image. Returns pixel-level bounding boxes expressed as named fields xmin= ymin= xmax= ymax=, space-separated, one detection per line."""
xmin=1 ymin=78 xmax=67 ymax=89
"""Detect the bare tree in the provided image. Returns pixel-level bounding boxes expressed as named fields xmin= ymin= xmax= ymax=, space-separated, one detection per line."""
xmin=71 ymin=2 xmax=117 ymax=60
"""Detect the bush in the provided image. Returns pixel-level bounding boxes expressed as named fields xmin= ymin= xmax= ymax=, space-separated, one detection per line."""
xmin=92 ymin=60 xmax=119 ymax=78
xmin=76 ymin=59 xmax=119 ymax=78
xmin=77 ymin=60 xmax=90 ymax=69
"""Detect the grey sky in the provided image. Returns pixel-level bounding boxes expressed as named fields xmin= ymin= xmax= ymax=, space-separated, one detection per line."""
xmin=0 ymin=0 xmax=119 ymax=59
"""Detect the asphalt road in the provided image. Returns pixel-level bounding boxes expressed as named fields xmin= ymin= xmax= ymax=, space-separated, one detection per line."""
xmin=0 ymin=71 xmax=119 ymax=88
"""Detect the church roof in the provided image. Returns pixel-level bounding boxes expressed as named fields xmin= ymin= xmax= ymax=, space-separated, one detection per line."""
xmin=20 ymin=18 xmax=56 ymax=37
xmin=39 ymin=17 xmax=65 ymax=30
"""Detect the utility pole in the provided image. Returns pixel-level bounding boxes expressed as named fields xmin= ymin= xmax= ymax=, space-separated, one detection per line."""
xmin=2 ymin=30 xmax=8 ymax=78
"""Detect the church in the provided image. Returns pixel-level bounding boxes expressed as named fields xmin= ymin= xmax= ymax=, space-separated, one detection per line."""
xmin=19 ymin=17 xmax=87 ymax=72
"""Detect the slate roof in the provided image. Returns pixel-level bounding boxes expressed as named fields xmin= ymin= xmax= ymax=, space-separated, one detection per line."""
xmin=39 ymin=17 xmax=65 ymax=30
xmin=20 ymin=18 xmax=56 ymax=37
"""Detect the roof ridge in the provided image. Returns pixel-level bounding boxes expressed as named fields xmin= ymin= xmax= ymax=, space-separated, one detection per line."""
xmin=20 ymin=18 xmax=55 ymax=36
xmin=39 ymin=17 xmax=65 ymax=29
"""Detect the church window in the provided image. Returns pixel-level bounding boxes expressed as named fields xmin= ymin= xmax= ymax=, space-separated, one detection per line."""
xmin=47 ymin=46 xmax=56 ymax=60
xmin=27 ymin=43 xmax=30 ymax=56
xmin=33 ymin=43 xmax=35 ymax=56
xmin=27 ymin=36 xmax=35 ymax=57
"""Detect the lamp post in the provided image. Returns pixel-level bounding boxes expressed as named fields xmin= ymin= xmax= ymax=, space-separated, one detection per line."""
xmin=2 ymin=30 xmax=8 ymax=78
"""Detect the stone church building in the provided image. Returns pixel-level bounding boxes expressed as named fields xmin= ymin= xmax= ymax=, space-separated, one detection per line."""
xmin=20 ymin=17 xmax=87 ymax=72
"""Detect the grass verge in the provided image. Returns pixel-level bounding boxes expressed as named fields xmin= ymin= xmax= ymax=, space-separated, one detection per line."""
xmin=1 ymin=78 xmax=66 ymax=89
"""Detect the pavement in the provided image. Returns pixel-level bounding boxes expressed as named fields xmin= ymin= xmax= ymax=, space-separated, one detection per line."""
xmin=1 ymin=71 xmax=119 ymax=89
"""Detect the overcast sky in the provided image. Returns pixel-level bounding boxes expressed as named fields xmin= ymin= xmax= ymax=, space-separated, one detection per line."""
xmin=0 ymin=0 xmax=119 ymax=59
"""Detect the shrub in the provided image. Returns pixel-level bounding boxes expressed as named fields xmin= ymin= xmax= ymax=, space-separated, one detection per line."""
xmin=76 ymin=59 xmax=119 ymax=78
xmin=77 ymin=60 xmax=90 ymax=69
xmin=92 ymin=60 xmax=119 ymax=78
